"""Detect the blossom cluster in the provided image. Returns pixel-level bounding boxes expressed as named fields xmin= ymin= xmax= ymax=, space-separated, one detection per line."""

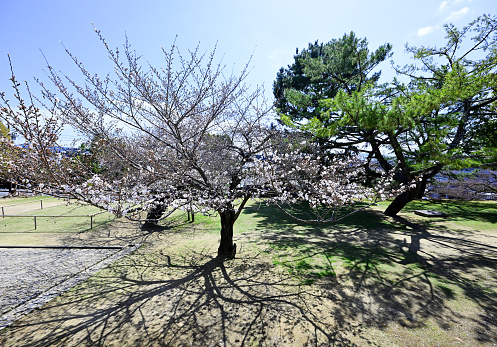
xmin=0 ymin=37 xmax=411 ymax=225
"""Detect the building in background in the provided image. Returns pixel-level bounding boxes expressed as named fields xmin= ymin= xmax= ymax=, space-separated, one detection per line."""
xmin=428 ymin=169 xmax=497 ymax=200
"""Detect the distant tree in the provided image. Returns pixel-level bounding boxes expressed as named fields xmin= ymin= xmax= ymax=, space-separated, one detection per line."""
xmin=275 ymin=14 xmax=497 ymax=216
xmin=0 ymin=31 xmax=398 ymax=258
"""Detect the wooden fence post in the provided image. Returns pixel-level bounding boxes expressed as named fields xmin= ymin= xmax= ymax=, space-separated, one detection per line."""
xmin=34 ymin=216 xmax=37 ymax=230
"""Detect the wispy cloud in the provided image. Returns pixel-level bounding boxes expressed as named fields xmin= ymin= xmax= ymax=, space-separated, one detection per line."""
xmin=439 ymin=1 xmax=449 ymax=11
xmin=444 ymin=6 xmax=469 ymax=21
xmin=439 ymin=0 xmax=468 ymax=12
xmin=417 ymin=26 xmax=439 ymax=37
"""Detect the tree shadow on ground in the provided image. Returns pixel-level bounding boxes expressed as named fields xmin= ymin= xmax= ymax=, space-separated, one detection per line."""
xmin=242 ymin=203 xmax=497 ymax=344
xmin=0 ymin=244 xmax=371 ymax=346
xmin=56 ymin=213 xmax=197 ymax=248
xmin=401 ymin=199 xmax=497 ymax=225
xmin=1 ymin=204 xmax=496 ymax=346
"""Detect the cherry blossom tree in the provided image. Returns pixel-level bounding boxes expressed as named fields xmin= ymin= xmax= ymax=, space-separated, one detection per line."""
xmin=0 ymin=31 xmax=402 ymax=258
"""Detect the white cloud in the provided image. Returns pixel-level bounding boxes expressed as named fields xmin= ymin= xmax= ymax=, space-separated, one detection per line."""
xmin=417 ymin=26 xmax=438 ymax=37
xmin=439 ymin=1 xmax=449 ymax=11
xmin=444 ymin=7 xmax=469 ymax=22
xmin=439 ymin=0 xmax=469 ymax=12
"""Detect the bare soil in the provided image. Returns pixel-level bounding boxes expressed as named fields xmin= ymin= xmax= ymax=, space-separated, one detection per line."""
xmin=0 ymin=205 xmax=496 ymax=346
xmin=0 ymin=199 xmax=67 ymax=216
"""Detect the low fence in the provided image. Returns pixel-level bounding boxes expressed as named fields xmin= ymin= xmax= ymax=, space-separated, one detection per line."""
xmin=1 ymin=210 xmax=108 ymax=230
xmin=1 ymin=199 xmax=49 ymax=217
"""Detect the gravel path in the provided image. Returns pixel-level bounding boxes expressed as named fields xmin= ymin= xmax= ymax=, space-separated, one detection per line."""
xmin=0 ymin=245 xmax=139 ymax=329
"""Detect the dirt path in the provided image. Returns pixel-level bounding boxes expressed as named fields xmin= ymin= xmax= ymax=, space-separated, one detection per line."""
xmin=0 ymin=199 xmax=67 ymax=216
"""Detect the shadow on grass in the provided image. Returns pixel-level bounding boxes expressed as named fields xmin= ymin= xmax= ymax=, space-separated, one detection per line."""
xmin=401 ymin=199 xmax=497 ymax=225
xmin=0 ymin=247 xmax=366 ymax=346
xmin=56 ymin=213 xmax=199 ymax=248
xmin=242 ymin=203 xmax=497 ymax=344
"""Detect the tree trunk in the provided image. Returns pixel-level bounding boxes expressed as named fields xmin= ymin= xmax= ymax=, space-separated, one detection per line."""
xmin=384 ymin=190 xmax=415 ymax=216
xmin=416 ymin=178 xmax=427 ymax=199
xmin=217 ymin=208 xmax=237 ymax=259
xmin=384 ymin=180 xmax=427 ymax=216
xmin=144 ymin=198 xmax=167 ymax=227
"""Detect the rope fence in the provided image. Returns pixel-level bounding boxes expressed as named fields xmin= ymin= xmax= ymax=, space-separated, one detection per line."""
xmin=1 ymin=211 xmax=108 ymax=230
xmin=1 ymin=199 xmax=51 ymax=217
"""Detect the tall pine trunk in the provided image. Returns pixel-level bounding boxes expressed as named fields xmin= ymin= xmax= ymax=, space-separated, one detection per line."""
xmin=384 ymin=180 xmax=427 ymax=216
xmin=384 ymin=189 xmax=418 ymax=216
xmin=218 ymin=208 xmax=237 ymax=259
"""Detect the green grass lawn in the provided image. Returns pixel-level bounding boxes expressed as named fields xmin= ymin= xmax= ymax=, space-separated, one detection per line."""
xmin=163 ymin=199 xmax=496 ymax=281
xmin=380 ymin=199 xmax=497 ymax=230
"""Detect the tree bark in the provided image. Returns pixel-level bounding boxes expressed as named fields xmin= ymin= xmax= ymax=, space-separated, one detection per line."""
xmin=144 ymin=198 xmax=167 ymax=227
xmin=217 ymin=208 xmax=237 ymax=259
xmin=384 ymin=180 xmax=427 ymax=216
xmin=384 ymin=189 xmax=417 ymax=216
xmin=416 ymin=178 xmax=427 ymax=199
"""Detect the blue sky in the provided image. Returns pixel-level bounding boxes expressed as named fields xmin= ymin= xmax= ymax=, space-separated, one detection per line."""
xmin=1 ymin=0 xmax=496 ymax=143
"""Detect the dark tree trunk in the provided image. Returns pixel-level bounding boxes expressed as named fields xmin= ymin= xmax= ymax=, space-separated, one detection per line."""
xmin=187 ymin=211 xmax=195 ymax=223
xmin=384 ymin=189 xmax=417 ymax=216
xmin=144 ymin=198 xmax=167 ymax=227
xmin=217 ymin=208 xmax=237 ymax=259
xmin=384 ymin=180 xmax=427 ymax=216
xmin=416 ymin=179 xmax=427 ymax=199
